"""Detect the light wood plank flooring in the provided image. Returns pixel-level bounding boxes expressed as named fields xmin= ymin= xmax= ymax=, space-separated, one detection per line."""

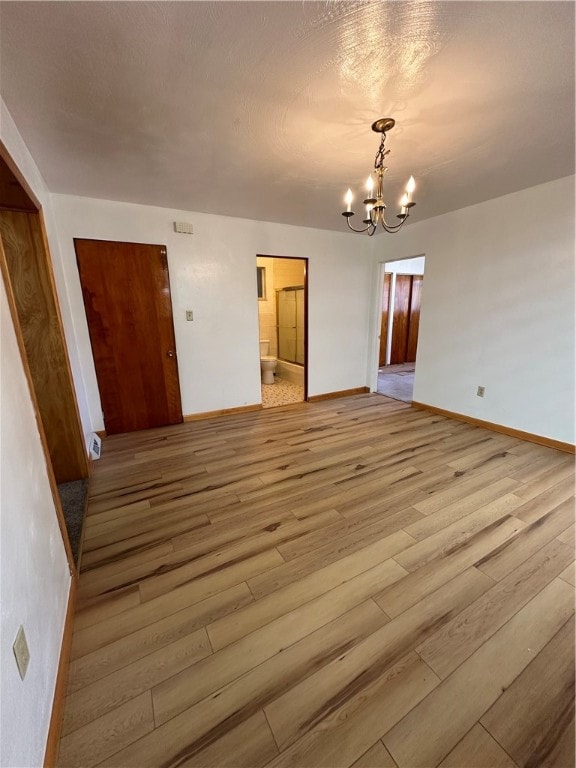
xmin=57 ymin=394 xmax=575 ymax=768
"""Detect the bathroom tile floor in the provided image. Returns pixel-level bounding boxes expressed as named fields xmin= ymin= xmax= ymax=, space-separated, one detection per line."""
xmin=261 ymin=376 xmax=304 ymax=408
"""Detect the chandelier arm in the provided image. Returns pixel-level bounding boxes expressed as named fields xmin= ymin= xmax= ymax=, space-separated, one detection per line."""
xmin=381 ymin=221 xmax=407 ymax=233
xmin=380 ymin=212 xmax=409 ymax=233
xmin=346 ymin=218 xmax=373 ymax=234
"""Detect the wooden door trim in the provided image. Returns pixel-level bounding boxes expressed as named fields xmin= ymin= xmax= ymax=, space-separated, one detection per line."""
xmin=0 ymin=139 xmax=41 ymax=212
xmin=37 ymin=210 xmax=89 ymax=476
xmin=0 ymin=141 xmax=89 ymax=571
xmin=0 ymin=241 xmax=76 ymax=571
xmin=0 ymin=210 xmax=89 ymax=481
xmin=379 ymin=273 xmax=391 ymax=367
xmin=303 ymin=259 xmax=308 ymax=401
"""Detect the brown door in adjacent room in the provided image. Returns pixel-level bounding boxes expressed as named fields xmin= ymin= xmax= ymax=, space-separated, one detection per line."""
xmin=75 ymin=239 xmax=183 ymax=435
xmin=390 ymin=274 xmax=412 ymax=364
xmin=390 ymin=274 xmax=423 ymax=364
xmin=406 ymin=275 xmax=423 ymax=363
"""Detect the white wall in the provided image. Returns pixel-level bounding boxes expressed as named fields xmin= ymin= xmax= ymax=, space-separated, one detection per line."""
xmin=0 ymin=101 xmax=73 ymax=767
xmin=384 ymin=256 xmax=425 ymax=275
xmin=370 ymin=175 xmax=575 ymax=444
xmin=51 ymin=195 xmax=373 ymax=427
xmin=0 ymin=281 xmax=72 ymax=767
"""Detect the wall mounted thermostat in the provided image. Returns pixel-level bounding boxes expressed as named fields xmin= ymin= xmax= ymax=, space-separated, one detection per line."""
xmin=174 ymin=221 xmax=194 ymax=234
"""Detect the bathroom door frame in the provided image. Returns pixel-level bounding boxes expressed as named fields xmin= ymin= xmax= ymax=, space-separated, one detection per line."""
xmin=256 ymin=254 xmax=308 ymax=401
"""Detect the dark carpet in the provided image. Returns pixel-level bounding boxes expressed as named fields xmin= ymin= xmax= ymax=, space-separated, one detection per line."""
xmin=58 ymin=478 xmax=89 ymax=565
xmin=377 ymin=364 xmax=415 ymax=403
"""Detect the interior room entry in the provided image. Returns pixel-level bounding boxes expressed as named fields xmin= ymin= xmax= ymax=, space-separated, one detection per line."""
xmin=378 ymin=258 xmax=425 ymax=367
xmin=75 ymin=239 xmax=183 ymax=435
xmin=256 ymin=254 xmax=308 ymax=408
xmin=376 ymin=256 xmax=425 ymax=403
xmin=0 ymin=144 xmax=88 ymax=571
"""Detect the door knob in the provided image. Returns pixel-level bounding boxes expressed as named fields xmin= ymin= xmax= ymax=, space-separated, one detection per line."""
xmin=167 ymin=350 xmax=175 ymax=358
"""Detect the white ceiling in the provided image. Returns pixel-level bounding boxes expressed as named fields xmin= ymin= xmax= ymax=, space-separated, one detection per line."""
xmin=0 ymin=1 xmax=574 ymax=232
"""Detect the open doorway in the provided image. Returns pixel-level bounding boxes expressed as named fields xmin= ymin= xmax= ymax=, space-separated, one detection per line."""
xmin=0 ymin=143 xmax=88 ymax=569
xmin=376 ymin=255 xmax=425 ymax=403
xmin=256 ymin=255 xmax=308 ymax=408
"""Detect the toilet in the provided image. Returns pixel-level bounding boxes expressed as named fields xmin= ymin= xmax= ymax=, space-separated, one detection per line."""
xmin=259 ymin=340 xmax=277 ymax=384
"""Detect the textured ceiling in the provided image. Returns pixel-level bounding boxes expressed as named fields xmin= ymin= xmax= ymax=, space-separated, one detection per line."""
xmin=0 ymin=1 xmax=574 ymax=232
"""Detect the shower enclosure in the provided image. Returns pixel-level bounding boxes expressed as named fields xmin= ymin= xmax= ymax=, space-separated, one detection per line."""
xmin=277 ymin=286 xmax=305 ymax=365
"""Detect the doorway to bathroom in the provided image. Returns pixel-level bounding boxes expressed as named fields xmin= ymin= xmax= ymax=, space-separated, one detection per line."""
xmin=256 ymin=255 xmax=307 ymax=408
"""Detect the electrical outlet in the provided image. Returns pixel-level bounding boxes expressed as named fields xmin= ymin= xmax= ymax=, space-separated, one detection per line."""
xmin=89 ymin=432 xmax=102 ymax=460
xmin=477 ymin=385 xmax=485 ymax=398
xmin=13 ymin=626 xmax=30 ymax=680
xmin=186 ymin=310 xmax=193 ymax=321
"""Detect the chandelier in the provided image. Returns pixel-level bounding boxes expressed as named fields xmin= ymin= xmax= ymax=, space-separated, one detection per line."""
xmin=342 ymin=118 xmax=416 ymax=235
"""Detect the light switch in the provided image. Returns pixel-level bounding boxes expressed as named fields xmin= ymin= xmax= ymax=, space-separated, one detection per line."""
xmin=13 ymin=626 xmax=30 ymax=680
xmin=186 ymin=310 xmax=193 ymax=321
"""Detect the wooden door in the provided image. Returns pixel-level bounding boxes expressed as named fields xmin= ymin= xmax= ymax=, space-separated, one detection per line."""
xmin=406 ymin=275 xmax=423 ymax=363
xmin=390 ymin=274 xmax=412 ymax=364
xmin=378 ymin=273 xmax=391 ymax=366
xmin=0 ymin=210 xmax=88 ymax=483
xmin=75 ymin=239 xmax=183 ymax=435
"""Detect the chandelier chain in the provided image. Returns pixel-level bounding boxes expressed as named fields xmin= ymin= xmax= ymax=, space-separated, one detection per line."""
xmin=374 ymin=135 xmax=390 ymax=170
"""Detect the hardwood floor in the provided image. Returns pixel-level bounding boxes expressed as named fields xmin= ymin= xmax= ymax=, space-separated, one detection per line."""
xmin=57 ymin=394 xmax=576 ymax=768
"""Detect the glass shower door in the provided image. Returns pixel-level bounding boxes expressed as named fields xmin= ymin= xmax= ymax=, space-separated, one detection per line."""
xmin=295 ymin=288 xmax=305 ymax=364
xmin=277 ymin=288 xmax=296 ymax=362
xmin=277 ymin=287 xmax=304 ymax=364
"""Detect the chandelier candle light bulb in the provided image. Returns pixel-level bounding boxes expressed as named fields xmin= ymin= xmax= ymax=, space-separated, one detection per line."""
xmin=406 ymin=175 xmax=416 ymax=202
xmin=345 ymin=188 xmax=353 ymax=213
xmin=400 ymin=193 xmax=409 ymax=216
xmin=366 ymin=175 xmax=375 ymax=198
xmin=342 ymin=118 xmax=416 ymax=235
